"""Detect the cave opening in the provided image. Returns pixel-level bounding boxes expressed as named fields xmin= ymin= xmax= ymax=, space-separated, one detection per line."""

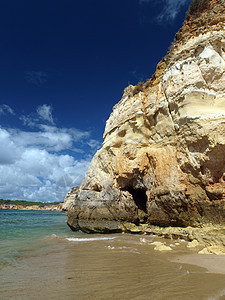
xmin=125 ymin=187 xmax=148 ymax=213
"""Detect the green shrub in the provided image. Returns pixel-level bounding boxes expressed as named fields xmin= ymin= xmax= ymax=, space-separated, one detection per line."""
xmin=0 ymin=198 xmax=60 ymax=207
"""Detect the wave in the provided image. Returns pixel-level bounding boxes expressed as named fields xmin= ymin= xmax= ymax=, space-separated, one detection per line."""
xmin=66 ymin=237 xmax=116 ymax=242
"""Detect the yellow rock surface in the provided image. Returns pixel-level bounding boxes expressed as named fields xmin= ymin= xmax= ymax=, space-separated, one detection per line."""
xmin=65 ymin=0 xmax=225 ymax=233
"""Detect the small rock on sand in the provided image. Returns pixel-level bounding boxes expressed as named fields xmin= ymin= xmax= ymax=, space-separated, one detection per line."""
xmin=198 ymin=247 xmax=210 ymax=254
xmin=154 ymin=245 xmax=173 ymax=252
xmin=187 ymin=240 xmax=199 ymax=248
xmin=150 ymin=241 xmax=164 ymax=247
xmin=140 ymin=238 xmax=147 ymax=243
xmin=198 ymin=246 xmax=225 ymax=255
xmin=107 ymin=246 xmax=115 ymax=250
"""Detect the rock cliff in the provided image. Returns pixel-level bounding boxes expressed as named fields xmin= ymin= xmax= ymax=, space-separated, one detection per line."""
xmin=0 ymin=204 xmax=62 ymax=211
xmin=65 ymin=0 xmax=225 ymax=233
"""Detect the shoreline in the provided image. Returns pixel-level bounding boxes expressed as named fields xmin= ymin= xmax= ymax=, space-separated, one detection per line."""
xmin=122 ymin=222 xmax=225 ymax=255
xmin=2 ymin=231 xmax=225 ymax=300
xmin=171 ymin=253 xmax=225 ymax=275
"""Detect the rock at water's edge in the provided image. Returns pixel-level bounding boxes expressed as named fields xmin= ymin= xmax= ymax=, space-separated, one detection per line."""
xmin=64 ymin=0 xmax=225 ymax=233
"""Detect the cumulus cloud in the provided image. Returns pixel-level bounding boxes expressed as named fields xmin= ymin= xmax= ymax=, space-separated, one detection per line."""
xmin=39 ymin=125 xmax=90 ymax=143
xmin=37 ymin=104 xmax=54 ymax=124
xmin=20 ymin=104 xmax=55 ymax=127
xmin=0 ymin=150 xmax=91 ymax=202
xmin=0 ymin=129 xmax=21 ymax=164
xmin=0 ymin=104 xmax=101 ymax=202
xmin=0 ymin=104 xmax=15 ymax=115
xmin=9 ymin=125 xmax=90 ymax=152
xmin=139 ymin=0 xmax=190 ymax=22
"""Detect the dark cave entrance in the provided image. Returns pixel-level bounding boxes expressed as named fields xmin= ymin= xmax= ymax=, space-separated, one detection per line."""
xmin=125 ymin=187 xmax=148 ymax=213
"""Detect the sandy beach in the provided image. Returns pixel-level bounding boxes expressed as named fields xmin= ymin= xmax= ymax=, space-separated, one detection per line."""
xmin=1 ymin=232 xmax=225 ymax=300
xmin=172 ymin=253 xmax=225 ymax=275
xmin=1 ymin=210 xmax=225 ymax=300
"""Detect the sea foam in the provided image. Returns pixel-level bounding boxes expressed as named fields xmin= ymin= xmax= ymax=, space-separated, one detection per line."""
xmin=67 ymin=237 xmax=116 ymax=242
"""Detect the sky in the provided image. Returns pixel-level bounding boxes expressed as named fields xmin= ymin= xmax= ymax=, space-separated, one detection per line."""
xmin=0 ymin=0 xmax=192 ymax=202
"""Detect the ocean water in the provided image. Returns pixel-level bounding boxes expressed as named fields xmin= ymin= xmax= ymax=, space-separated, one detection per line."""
xmin=1 ymin=210 xmax=225 ymax=300
xmin=0 ymin=209 xmax=72 ymax=267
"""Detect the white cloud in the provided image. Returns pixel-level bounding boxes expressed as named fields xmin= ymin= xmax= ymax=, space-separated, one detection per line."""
xmin=9 ymin=129 xmax=71 ymax=152
xmin=0 ymin=129 xmax=21 ymax=164
xmin=39 ymin=125 xmax=90 ymax=143
xmin=37 ymin=104 xmax=54 ymax=124
xmin=71 ymin=147 xmax=85 ymax=154
xmin=20 ymin=115 xmax=36 ymax=127
xmin=0 ymin=104 xmax=15 ymax=115
xmin=0 ymin=127 xmax=92 ymax=202
xmin=138 ymin=0 xmax=190 ymax=22
xmin=157 ymin=0 xmax=189 ymax=22
xmin=0 ymin=104 xmax=100 ymax=202
xmin=20 ymin=104 xmax=56 ymax=127
xmin=87 ymin=139 xmax=102 ymax=150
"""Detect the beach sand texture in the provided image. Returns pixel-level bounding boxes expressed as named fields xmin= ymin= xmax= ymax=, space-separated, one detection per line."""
xmin=1 ymin=233 xmax=225 ymax=300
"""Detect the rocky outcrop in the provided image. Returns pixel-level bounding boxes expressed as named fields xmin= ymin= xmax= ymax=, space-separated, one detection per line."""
xmin=62 ymin=187 xmax=79 ymax=212
xmin=65 ymin=0 xmax=225 ymax=233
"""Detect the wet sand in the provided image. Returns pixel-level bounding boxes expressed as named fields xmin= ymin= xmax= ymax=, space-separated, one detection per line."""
xmin=172 ymin=253 xmax=225 ymax=275
xmin=1 ymin=234 xmax=225 ymax=299
xmin=0 ymin=234 xmax=225 ymax=300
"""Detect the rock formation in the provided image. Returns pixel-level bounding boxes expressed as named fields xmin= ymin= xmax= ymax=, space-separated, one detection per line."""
xmin=0 ymin=203 xmax=63 ymax=211
xmin=64 ymin=0 xmax=225 ymax=233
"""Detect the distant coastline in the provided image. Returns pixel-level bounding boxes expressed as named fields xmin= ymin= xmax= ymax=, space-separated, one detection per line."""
xmin=0 ymin=199 xmax=63 ymax=211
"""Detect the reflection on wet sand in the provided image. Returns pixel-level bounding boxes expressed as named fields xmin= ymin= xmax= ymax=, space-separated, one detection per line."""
xmin=1 ymin=234 xmax=225 ymax=300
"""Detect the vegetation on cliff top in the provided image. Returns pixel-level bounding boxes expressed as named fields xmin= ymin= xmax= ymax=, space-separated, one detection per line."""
xmin=0 ymin=199 xmax=61 ymax=207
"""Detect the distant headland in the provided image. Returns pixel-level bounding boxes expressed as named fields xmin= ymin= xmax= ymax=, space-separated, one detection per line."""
xmin=0 ymin=199 xmax=63 ymax=211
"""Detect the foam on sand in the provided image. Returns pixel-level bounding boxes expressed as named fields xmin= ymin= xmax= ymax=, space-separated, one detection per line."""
xmin=67 ymin=237 xmax=116 ymax=242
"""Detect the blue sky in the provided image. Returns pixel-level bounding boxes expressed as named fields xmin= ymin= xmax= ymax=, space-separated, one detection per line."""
xmin=0 ymin=0 xmax=191 ymax=202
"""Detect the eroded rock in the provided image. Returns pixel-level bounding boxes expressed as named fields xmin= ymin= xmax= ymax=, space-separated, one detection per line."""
xmin=65 ymin=0 xmax=225 ymax=233
xmin=187 ymin=240 xmax=200 ymax=248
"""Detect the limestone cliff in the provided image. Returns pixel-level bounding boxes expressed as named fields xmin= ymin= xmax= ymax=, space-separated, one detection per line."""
xmin=64 ymin=0 xmax=225 ymax=233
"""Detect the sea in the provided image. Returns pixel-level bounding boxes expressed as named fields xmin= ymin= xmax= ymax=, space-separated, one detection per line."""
xmin=1 ymin=209 xmax=225 ymax=300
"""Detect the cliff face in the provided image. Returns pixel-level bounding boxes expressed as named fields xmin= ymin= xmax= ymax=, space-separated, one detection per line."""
xmin=65 ymin=0 xmax=225 ymax=233
xmin=0 ymin=204 xmax=62 ymax=211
